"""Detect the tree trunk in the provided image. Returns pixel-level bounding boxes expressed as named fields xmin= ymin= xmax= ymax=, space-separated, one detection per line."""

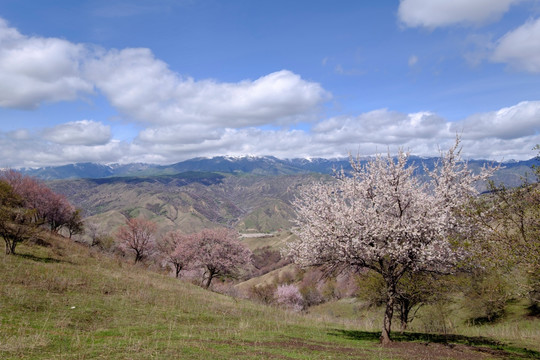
xmin=4 ymin=238 xmax=15 ymax=255
xmin=399 ymin=300 xmax=410 ymax=332
xmin=380 ymin=282 xmax=396 ymax=345
xmin=174 ymin=263 xmax=182 ymax=278
xmin=134 ymin=251 xmax=142 ymax=263
xmin=204 ymin=271 xmax=214 ymax=289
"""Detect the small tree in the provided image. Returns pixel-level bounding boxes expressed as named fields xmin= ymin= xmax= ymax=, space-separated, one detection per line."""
xmin=190 ymin=228 xmax=252 ymax=289
xmin=471 ymin=146 xmax=540 ymax=313
xmin=157 ymin=231 xmax=196 ymax=278
xmin=0 ymin=181 xmax=37 ymax=254
xmin=65 ymin=209 xmax=84 ymax=239
xmin=116 ymin=218 xmax=157 ymax=263
xmin=286 ymin=138 xmax=494 ymax=344
xmin=1 ymin=170 xmax=78 ymax=233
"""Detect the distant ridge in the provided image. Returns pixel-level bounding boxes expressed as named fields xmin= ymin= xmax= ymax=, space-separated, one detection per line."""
xmin=19 ymin=155 xmax=539 ymax=185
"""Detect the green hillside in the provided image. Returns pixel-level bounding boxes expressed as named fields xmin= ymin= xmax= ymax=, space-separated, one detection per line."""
xmin=3 ymin=235 xmax=537 ymax=359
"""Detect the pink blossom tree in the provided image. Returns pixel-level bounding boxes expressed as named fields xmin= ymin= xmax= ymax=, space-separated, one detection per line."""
xmin=275 ymin=284 xmax=304 ymax=312
xmin=190 ymin=228 xmax=252 ymax=289
xmin=157 ymin=231 xmax=197 ymax=278
xmin=0 ymin=170 xmax=80 ymax=233
xmin=0 ymin=180 xmax=37 ymax=254
xmin=116 ymin=218 xmax=157 ymax=263
xmin=286 ymin=138 xmax=495 ymax=344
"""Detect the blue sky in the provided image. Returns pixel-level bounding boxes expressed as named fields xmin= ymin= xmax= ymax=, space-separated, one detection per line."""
xmin=0 ymin=0 xmax=539 ymax=168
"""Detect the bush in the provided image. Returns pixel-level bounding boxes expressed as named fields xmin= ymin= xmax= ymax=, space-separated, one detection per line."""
xmin=298 ymin=269 xmax=323 ymax=307
xmin=249 ymin=283 xmax=276 ymax=305
xmin=463 ymin=270 xmax=511 ymax=324
xmin=275 ymin=284 xmax=304 ymax=312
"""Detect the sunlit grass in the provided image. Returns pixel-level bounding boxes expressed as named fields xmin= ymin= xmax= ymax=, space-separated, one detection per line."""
xmin=1 ymin=236 xmax=538 ymax=359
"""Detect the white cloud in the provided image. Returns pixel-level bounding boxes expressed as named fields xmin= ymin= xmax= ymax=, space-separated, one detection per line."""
xmin=312 ymin=109 xmax=447 ymax=145
xmin=42 ymin=120 xmax=111 ymax=145
xmin=0 ymin=132 xmax=125 ymax=168
xmin=121 ymin=101 xmax=540 ymax=164
xmin=451 ymin=101 xmax=540 ymax=139
xmin=492 ymin=18 xmax=540 ymax=72
xmin=398 ymin=0 xmax=521 ymax=28
xmin=86 ymin=48 xmax=329 ymax=128
xmin=2 ymin=99 xmax=539 ymax=168
xmin=137 ymin=124 xmax=223 ymax=145
xmin=0 ymin=16 xmax=537 ymax=167
xmin=0 ymin=18 xmax=93 ymax=109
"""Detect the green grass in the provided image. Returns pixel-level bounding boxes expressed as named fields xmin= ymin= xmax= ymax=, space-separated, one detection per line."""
xmin=1 ymin=236 xmax=538 ymax=359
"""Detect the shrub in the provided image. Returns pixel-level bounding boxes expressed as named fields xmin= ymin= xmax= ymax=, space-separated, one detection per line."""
xmin=249 ymin=283 xmax=277 ymax=305
xmin=275 ymin=284 xmax=304 ymax=312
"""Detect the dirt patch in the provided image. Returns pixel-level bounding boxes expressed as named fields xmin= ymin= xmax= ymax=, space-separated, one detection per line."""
xmin=380 ymin=342 xmax=502 ymax=360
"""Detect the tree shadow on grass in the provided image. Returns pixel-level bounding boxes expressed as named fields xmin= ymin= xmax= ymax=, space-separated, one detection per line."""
xmin=16 ymin=253 xmax=66 ymax=264
xmin=329 ymin=329 xmax=540 ymax=358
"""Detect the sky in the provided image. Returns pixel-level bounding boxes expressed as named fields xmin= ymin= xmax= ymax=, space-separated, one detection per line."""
xmin=0 ymin=0 xmax=539 ymax=168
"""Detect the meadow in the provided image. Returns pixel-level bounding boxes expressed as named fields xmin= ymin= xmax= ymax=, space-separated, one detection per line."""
xmin=1 ymin=233 xmax=538 ymax=359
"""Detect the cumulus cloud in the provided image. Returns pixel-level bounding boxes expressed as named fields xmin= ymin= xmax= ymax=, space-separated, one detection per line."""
xmin=312 ymin=109 xmax=447 ymax=145
xmin=121 ymin=101 xmax=540 ymax=164
xmin=0 ymin=16 xmax=537 ymax=167
xmin=492 ymin=18 xmax=540 ymax=72
xmin=137 ymin=124 xmax=223 ymax=145
xmin=85 ymin=48 xmax=329 ymax=127
xmin=451 ymin=101 xmax=540 ymax=139
xmin=0 ymin=17 xmax=328 ymax=131
xmin=398 ymin=0 xmax=521 ymax=28
xmin=2 ymin=98 xmax=540 ymax=168
xmin=0 ymin=131 xmax=125 ymax=168
xmin=0 ymin=18 xmax=93 ymax=109
xmin=42 ymin=120 xmax=111 ymax=145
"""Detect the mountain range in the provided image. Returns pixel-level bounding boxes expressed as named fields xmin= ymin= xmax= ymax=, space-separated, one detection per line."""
xmin=30 ymin=155 xmax=538 ymax=239
xmin=20 ymin=155 xmax=540 ymax=184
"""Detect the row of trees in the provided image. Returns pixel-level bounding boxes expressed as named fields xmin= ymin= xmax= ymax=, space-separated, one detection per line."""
xmin=115 ymin=219 xmax=252 ymax=289
xmin=0 ymin=170 xmax=83 ymax=254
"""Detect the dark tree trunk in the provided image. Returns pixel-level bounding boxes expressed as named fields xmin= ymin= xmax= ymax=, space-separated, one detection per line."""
xmin=381 ymin=281 xmax=396 ymax=345
xmin=4 ymin=237 xmax=16 ymax=255
xmin=204 ymin=268 xmax=217 ymax=289
xmin=399 ymin=299 xmax=410 ymax=332
xmin=174 ymin=263 xmax=182 ymax=278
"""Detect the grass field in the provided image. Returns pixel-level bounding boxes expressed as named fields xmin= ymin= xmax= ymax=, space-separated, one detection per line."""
xmin=1 ymin=234 xmax=538 ymax=359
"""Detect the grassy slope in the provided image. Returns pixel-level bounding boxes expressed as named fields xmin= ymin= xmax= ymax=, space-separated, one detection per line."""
xmin=0 ymin=236 xmax=536 ymax=359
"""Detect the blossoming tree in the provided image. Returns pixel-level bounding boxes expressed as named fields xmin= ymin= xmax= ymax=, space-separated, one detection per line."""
xmin=286 ymin=138 xmax=494 ymax=344
xmin=190 ymin=228 xmax=252 ymax=289
xmin=157 ymin=230 xmax=197 ymax=278
xmin=116 ymin=218 xmax=157 ymax=263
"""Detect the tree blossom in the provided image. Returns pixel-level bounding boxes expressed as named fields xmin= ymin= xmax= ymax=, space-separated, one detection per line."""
xmin=157 ymin=231 xmax=197 ymax=278
xmin=116 ymin=218 xmax=157 ymax=263
xmin=286 ymin=137 xmax=495 ymax=344
xmin=190 ymin=228 xmax=252 ymax=289
xmin=275 ymin=284 xmax=304 ymax=312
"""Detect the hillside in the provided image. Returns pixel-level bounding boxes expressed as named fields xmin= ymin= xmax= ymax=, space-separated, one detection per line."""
xmin=48 ymin=173 xmax=323 ymax=237
xmin=1 ymin=235 xmax=536 ymax=359
xmin=43 ymin=155 xmax=539 ymax=239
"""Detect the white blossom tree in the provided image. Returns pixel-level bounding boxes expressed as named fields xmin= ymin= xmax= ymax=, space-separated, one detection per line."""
xmin=286 ymin=138 xmax=494 ymax=344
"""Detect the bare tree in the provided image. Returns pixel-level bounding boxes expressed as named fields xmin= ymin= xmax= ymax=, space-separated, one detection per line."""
xmin=286 ymin=138 xmax=494 ymax=344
